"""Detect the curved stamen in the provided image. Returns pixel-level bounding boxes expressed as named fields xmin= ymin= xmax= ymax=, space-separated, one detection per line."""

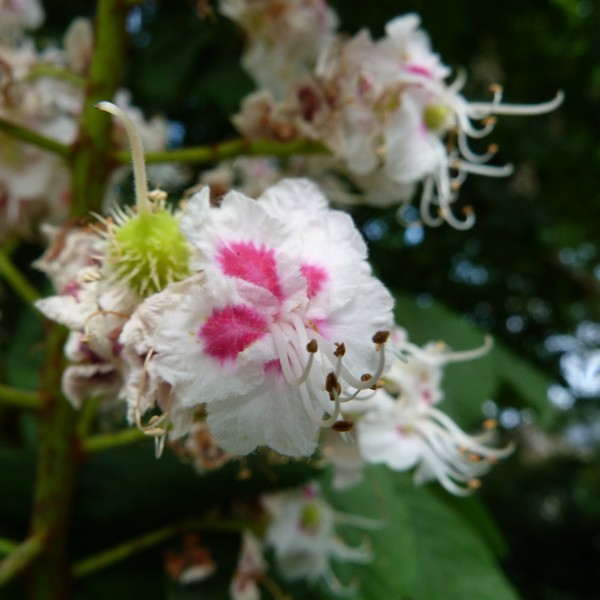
xmin=426 ymin=406 xmax=514 ymax=458
xmin=455 ymin=160 xmax=514 ymax=178
xmin=96 ymin=101 xmax=151 ymax=215
xmin=468 ymin=90 xmax=564 ymax=117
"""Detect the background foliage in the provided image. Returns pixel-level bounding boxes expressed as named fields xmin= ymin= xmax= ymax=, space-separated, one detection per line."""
xmin=0 ymin=1 xmax=599 ymax=598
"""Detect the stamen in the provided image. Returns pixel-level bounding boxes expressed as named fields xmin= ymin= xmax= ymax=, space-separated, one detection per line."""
xmin=334 ymin=342 xmax=346 ymax=357
xmin=468 ymin=90 xmax=564 ymax=117
xmin=96 ymin=101 xmax=151 ymax=215
xmin=332 ymin=419 xmax=354 ymax=432
xmin=326 ymin=371 xmax=341 ymax=401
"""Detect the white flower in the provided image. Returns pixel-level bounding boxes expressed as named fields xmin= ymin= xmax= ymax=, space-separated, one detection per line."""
xmin=219 ymin=0 xmax=338 ymax=98
xmin=356 ymin=329 xmax=514 ymax=495
xmin=262 ymin=483 xmax=370 ymax=592
xmin=123 ymin=178 xmax=394 ymax=457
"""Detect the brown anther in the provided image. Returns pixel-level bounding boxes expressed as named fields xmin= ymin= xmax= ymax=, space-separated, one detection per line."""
xmin=487 ymin=143 xmax=499 ymax=154
xmin=372 ymin=330 xmax=390 ymax=345
xmin=332 ymin=419 xmax=354 ymax=432
xmin=237 ymin=468 xmax=252 ymax=480
xmin=483 ymin=116 xmax=497 ymax=126
xmin=469 ymin=453 xmax=481 ymax=463
xmin=483 ymin=418 xmax=497 ymax=430
xmin=463 ymin=206 xmax=474 ymax=215
xmin=360 ymin=373 xmax=373 ymax=382
xmin=435 ymin=340 xmax=446 ymax=351
xmin=468 ymin=478 xmax=482 ymax=490
xmin=306 ymin=339 xmax=318 ymax=354
xmin=334 ymin=342 xmax=346 ymax=358
xmin=488 ymin=456 xmax=499 ymax=465
xmin=458 ymin=446 xmax=467 ymax=454
xmin=325 ymin=372 xmax=341 ymax=400
xmin=451 ymin=180 xmax=461 ymax=192
xmin=489 ymin=83 xmax=503 ymax=94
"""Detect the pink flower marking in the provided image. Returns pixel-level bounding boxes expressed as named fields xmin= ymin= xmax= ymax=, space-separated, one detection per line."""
xmin=200 ymin=304 xmax=268 ymax=362
xmin=217 ymin=241 xmax=283 ymax=300
xmin=406 ymin=64 xmax=433 ymax=78
xmin=300 ymin=263 xmax=328 ymax=299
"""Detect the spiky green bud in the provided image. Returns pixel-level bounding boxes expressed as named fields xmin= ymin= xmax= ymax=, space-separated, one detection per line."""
xmin=108 ymin=206 xmax=190 ymax=297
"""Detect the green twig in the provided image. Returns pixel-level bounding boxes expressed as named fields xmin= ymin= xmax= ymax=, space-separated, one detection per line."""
xmin=82 ymin=427 xmax=149 ymax=452
xmin=0 ymin=249 xmax=40 ymax=307
xmin=113 ymin=138 xmax=328 ymax=165
xmin=0 ymin=539 xmax=18 ymax=558
xmin=74 ymin=518 xmax=253 ymax=578
xmin=0 ymin=117 xmax=71 ymax=158
xmin=0 ymin=532 xmax=46 ymax=586
xmin=0 ymin=384 xmax=41 ymax=410
xmin=27 ymin=63 xmax=86 ymax=88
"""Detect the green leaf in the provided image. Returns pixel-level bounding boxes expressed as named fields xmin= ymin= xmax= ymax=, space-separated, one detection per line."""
xmin=321 ymin=467 xmax=519 ymax=600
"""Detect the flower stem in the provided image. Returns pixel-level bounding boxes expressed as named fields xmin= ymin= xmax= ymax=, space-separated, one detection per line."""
xmin=70 ymin=0 xmax=130 ymax=216
xmin=28 ymin=326 xmax=77 ymax=600
xmin=0 ymin=249 xmax=40 ymax=308
xmin=0 ymin=117 xmax=71 ymax=158
xmin=27 ymin=63 xmax=86 ymax=88
xmin=82 ymin=427 xmax=149 ymax=452
xmin=73 ymin=519 xmax=253 ymax=578
xmin=0 ymin=532 xmax=46 ymax=586
xmin=27 ymin=2 xmax=131 ymax=597
xmin=0 ymin=384 xmax=41 ymax=410
xmin=0 ymin=539 xmax=18 ymax=558
xmin=113 ymin=138 xmax=328 ymax=165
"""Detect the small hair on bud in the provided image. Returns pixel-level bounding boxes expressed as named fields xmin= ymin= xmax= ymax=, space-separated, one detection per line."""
xmin=306 ymin=339 xmax=318 ymax=353
xmin=332 ymin=419 xmax=354 ymax=432
xmin=372 ymin=330 xmax=390 ymax=345
xmin=334 ymin=342 xmax=346 ymax=358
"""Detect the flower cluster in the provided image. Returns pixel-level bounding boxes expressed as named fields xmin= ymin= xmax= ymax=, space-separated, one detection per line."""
xmin=226 ymin=4 xmax=562 ymax=228
xmin=35 ymin=101 xmax=394 ymax=460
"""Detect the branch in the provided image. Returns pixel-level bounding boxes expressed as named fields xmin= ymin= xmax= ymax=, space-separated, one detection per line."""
xmin=113 ymin=138 xmax=328 ymax=165
xmin=0 ymin=384 xmax=41 ymax=410
xmin=0 ymin=532 xmax=46 ymax=585
xmin=0 ymin=117 xmax=71 ymax=158
xmin=0 ymin=249 xmax=41 ymax=308
xmin=82 ymin=427 xmax=148 ymax=452
xmin=73 ymin=518 xmax=254 ymax=578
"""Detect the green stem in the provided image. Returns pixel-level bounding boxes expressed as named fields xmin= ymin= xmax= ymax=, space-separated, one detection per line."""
xmin=0 ymin=117 xmax=71 ymax=158
xmin=0 ymin=532 xmax=46 ymax=586
xmin=70 ymin=0 xmax=130 ymax=216
xmin=0 ymin=384 xmax=41 ymax=410
xmin=113 ymin=138 xmax=328 ymax=164
xmin=27 ymin=63 xmax=86 ymax=88
xmin=0 ymin=249 xmax=41 ymax=308
xmin=73 ymin=519 xmax=253 ymax=579
xmin=82 ymin=427 xmax=149 ymax=452
xmin=0 ymin=539 xmax=18 ymax=558
xmin=29 ymin=327 xmax=77 ymax=600
xmin=28 ymin=3 xmax=131 ymax=596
